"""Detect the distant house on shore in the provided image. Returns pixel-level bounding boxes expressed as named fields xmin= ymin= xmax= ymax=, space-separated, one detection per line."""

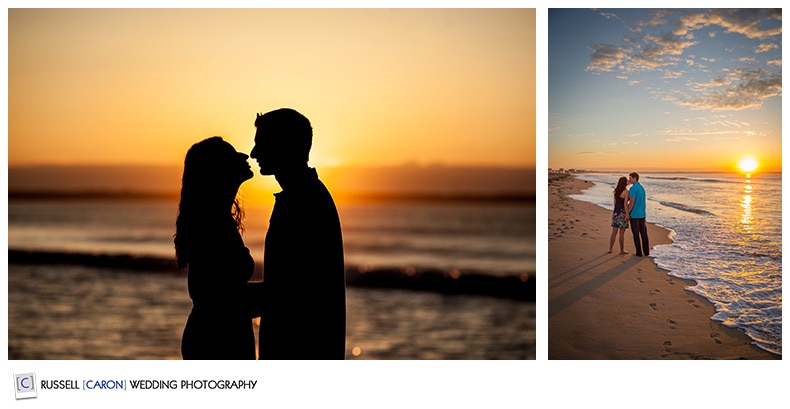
xmin=548 ymin=168 xmax=588 ymax=174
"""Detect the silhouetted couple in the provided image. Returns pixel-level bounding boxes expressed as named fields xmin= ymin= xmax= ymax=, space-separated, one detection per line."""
xmin=175 ymin=109 xmax=346 ymax=360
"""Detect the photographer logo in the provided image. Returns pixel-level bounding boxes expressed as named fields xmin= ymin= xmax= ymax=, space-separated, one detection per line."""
xmin=14 ymin=372 xmax=37 ymax=400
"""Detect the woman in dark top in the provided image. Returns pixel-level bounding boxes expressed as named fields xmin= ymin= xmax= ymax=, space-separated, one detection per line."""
xmin=609 ymin=176 xmax=630 ymax=254
xmin=174 ymin=136 xmax=260 ymax=359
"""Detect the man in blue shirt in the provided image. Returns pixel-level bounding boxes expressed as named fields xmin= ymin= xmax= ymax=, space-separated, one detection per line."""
xmin=625 ymin=172 xmax=649 ymax=257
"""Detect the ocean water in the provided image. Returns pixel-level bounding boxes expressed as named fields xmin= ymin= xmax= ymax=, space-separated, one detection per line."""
xmin=570 ymin=172 xmax=781 ymax=356
xmin=8 ymin=199 xmax=536 ymax=360
xmin=8 ymin=264 xmax=535 ymax=360
xmin=8 ymin=201 xmax=535 ymax=277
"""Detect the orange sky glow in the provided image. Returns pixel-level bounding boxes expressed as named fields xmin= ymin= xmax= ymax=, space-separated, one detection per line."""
xmin=9 ymin=9 xmax=536 ymax=173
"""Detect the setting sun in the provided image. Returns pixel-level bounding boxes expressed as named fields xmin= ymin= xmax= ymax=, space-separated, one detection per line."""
xmin=738 ymin=157 xmax=759 ymax=173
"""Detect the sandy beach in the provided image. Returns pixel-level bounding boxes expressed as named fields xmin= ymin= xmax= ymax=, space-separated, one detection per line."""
xmin=548 ymin=174 xmax=778 ymax=359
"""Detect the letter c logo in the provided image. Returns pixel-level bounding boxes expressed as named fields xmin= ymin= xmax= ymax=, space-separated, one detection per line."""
xmin=19 ymin=377 xmax=31 ymax=390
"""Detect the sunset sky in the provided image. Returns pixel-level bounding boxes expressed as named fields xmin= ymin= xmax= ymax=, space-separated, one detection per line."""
xmin=9 ymin=8 xmax=535 ymax=171
xmin=548 ymin=9 xmax=782 ymax=173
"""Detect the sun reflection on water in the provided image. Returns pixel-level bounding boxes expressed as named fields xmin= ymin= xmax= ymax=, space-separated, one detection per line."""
xmin=739 ymin=177 xmax=753 ymax=230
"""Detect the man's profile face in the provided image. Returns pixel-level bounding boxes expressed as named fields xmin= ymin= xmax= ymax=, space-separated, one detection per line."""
xmin=251 ymin=127 xmax=280 ymax=175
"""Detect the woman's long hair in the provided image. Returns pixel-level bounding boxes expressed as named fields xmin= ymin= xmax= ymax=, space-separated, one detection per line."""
xmin=614 ymin=176 xmax=628 ymax=199
xmin=174 ymin=137 xmax=244 ymax=270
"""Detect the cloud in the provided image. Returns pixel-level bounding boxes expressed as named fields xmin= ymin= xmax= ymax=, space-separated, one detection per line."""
xmin=660 ymin=126 xmax=745 ymax=142
xmin=585 ymin=9 xmax=782 ymax=112
xmin=644 ymin=33 xmax=697 ymax=57
xmin=642 ymin=9 xmax=673 ymax=28
xmin=620 ymin=33 xmax=697 ymax=72
xmin=664 ymin=70 xmax=683 ymax=79
xmin=678 ymin=69 xmax=781 ymax=111
xmin=588 ymin=9 xmax=781 ymax=75
xmin=664 ymin=136 xmax=699 ymax=142
xmin=580 ymin=151 xmax=625 ymax=155
xmin=756 ymin=43 xmax=779 ymax=53
xmin=691 ymin=75 xmax=733 ymax=89
xmin=586 ymin=44 xmax=631 ymax=72
xmin=705 ymin=118 xmax=752 ymax=128
xmin=660 ymin=127 xmax=692 ymax=136
xmin=599 ymin=11 xmax=622 ymax=23
xmin=675 ymin=9 xmax=782 ymax=40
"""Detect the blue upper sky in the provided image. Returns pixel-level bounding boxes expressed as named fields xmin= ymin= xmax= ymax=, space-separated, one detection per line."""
xmin=548 ymin=9 xmax=782 ymax=172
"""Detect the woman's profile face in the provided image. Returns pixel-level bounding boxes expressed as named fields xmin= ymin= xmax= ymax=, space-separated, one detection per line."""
xmin=215 ymin=141 xmax=254 ymax=186
xmin=234 ymin=150 xmax=254 ymax=184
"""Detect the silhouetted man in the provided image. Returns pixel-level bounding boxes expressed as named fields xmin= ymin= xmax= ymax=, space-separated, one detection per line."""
xmin=625 ymin=172 xmax=649 ymax=257
xmin=251 ymin=108 xmax=346 ymax=359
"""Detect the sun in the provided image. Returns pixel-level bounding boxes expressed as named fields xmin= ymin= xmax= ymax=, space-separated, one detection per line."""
xmin=738 ymin=157 xmax=759 ymax=173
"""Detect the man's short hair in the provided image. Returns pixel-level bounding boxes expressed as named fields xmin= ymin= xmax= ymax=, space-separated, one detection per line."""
xmin=255 ymin=108 xmax=313 ymax=162
xmin=629 ymin=172 xmax=640 ymax=181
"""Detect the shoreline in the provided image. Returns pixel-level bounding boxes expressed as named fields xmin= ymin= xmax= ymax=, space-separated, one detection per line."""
xmin=548 ymin=173 xmax=778 ymax=359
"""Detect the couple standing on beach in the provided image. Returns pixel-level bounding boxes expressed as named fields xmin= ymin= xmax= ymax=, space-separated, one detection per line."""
xmin=609 ymin=172 xmax=649 ymax=257
xmin=174 ymin=108 xmax=346 ymax=360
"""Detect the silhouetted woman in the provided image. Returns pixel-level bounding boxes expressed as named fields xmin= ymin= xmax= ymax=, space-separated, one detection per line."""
xmin=175 ymin=137 xmax=259 ymax=359
xmin=609 ymin=176 xmax=630 ymax=254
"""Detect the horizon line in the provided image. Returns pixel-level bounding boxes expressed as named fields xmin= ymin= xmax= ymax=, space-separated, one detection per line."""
xmin=8 ymin=162 xmax=538 ymax=170
xmin=8 ymin=189 xmax=536 ymax=204
xmin=548 ymin=169 xmax=782 ymax=174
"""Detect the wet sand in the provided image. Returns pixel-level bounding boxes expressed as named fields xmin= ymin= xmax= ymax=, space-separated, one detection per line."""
xmin=548 ymin=174 xmax=778 ymax=359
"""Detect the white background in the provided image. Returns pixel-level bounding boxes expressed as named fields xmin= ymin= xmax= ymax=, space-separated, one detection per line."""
xmin=3 ymin=2 xmax=787 ymax=408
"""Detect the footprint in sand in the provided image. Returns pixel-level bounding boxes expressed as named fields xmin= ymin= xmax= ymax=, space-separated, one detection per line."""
xmin=637 ymin=277 xmax=644 ymax=283
xmin=663 ymin=341 xmax=672 ymax=353
xmin=649 ymin=303 xmax=657 ymax=311
xmin=687 ymin=299 xmax=700 ymax=308
xmin=710 ymin=333 xmax=722 ymax=345
xmin=667 ymin=319 xmax=677 ymax=329
xmin=649 ymin=289 xmax=661 ymax=296
xmin=666 ymin=277 xmax=675 ymax=285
